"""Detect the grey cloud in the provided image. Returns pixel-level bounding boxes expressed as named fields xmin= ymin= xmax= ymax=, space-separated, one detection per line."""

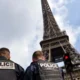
xmin=0 ymin=0 xmax=43 ymax=68
xmin=0 ymin=0 xmax=41 ymax=45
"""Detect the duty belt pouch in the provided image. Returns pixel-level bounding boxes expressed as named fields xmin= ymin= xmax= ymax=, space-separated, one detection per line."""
xmin=0 ymin=60 xmax=17 ymax=80
xmin=37 ymin=61 xmax=63 ymax=80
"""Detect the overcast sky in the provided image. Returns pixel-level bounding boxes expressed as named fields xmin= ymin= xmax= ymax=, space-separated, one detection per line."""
xmin=0 ymin=0 xmax=80 ymax=69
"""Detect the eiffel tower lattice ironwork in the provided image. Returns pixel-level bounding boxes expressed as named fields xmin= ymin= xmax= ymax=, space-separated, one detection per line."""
xmin=40 ymin=0 xmax=80 ymax=80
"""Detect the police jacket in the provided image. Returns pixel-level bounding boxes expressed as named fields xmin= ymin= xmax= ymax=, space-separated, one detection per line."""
xmin=24 ymin=60 xmax=64 ymax=80
xmin=0 ymin=56 xmax=24 ymax=80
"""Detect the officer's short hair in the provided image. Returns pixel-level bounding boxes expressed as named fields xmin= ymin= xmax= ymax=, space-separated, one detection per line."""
xmin=32 ymin=50 xmax=43 ymax=59
xmin=0 ymin=47 xmax=10 ymax=55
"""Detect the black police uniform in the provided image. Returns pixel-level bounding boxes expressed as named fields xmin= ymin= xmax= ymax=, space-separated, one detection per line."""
xmin=0 ymin=56 xmax=24 ymax=80
xmin=24 ymin=60 xmax=64 ymax=80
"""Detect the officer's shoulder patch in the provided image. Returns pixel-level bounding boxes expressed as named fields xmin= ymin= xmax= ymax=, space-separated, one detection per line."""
xmin=0 ymin=61 xmax=15 ymax=69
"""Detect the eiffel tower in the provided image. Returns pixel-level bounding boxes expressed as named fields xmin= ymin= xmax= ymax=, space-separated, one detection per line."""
xmin=40 ymin=0 xmax=80 ymax=80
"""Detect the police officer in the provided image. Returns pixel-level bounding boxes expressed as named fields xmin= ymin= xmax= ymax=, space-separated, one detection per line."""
xmin=24 ymin=50 xmax=64 ymax=80
xmin=0 ymin=47 xmax=24 ymax=80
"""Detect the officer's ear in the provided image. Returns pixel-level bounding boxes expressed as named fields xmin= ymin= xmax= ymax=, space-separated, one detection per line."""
xmin=42 ymin=56 xmax=46 ymax=61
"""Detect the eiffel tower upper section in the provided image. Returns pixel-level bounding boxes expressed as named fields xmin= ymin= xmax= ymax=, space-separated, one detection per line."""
xmin=40 ymin=0 xmax=80 ymax=64
xmin=41 ymin=0 xmax=63 ymax=40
